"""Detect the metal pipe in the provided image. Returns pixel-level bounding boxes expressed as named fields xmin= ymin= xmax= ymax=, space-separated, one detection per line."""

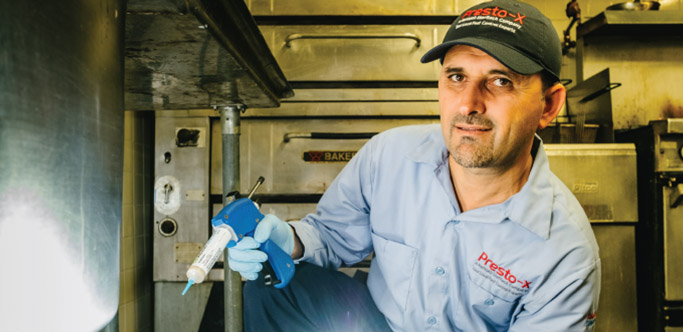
xmin=220 ymin=105 xmax=244 ymax=332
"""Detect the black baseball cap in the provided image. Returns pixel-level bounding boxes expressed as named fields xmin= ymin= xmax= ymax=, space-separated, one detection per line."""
xmin=421 ymin=0 xmax=562 ymax=81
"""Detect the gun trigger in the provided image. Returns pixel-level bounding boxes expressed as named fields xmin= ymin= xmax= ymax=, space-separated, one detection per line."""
xmin=260 ymin=261 xmax=281 ymax=287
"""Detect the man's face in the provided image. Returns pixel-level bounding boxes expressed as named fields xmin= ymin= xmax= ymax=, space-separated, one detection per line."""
xmin=438 ymin=45 xmax=547 ymax=170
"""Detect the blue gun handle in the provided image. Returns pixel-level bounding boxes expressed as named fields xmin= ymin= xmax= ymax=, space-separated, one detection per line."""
xmin=259 ymin=239 xmax=295 ymax=288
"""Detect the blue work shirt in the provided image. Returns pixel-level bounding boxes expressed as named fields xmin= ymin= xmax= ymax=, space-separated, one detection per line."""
xmin=291 ymin=124 xmax=601 ymax=331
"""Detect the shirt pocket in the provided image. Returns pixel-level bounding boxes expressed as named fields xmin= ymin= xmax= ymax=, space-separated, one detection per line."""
xmin=369 ymin=232 xmax=417 ymax=314
xmin=462 ymin=266 xmax=523 ymax=330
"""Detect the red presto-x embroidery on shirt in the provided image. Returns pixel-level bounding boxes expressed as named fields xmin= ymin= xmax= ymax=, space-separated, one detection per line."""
xmin=478 ymin=251 xmax=531 ymax=289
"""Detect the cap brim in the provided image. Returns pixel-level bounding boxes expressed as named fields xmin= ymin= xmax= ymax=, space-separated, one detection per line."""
xmin=421 ymin=37 xmax=543 ymax=76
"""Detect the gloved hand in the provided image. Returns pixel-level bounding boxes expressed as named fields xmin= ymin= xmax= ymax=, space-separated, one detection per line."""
xmin=227 ymin=214 xmax=295 ymax=280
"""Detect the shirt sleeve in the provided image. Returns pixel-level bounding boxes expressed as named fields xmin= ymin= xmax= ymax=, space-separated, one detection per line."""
xmin=290 ymin=136 xmax=379 ymax=269
xmin=508 ymin=259 xmax=601 ymax=332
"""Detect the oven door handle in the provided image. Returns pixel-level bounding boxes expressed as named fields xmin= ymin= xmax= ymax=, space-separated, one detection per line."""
xmin=285 ymin=33 xmax=421 ymax=48
xmin=283 ymin=132 xmax=378 ymax=143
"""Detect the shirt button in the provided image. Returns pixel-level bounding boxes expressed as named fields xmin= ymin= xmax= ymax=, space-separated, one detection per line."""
xmin=435 ymin=266 xmax=445 ymax=275
xmin=451 ymin=219 xmax=461 ymax=225
xmin=427 ymin=316 xmax=437 ymax=325
xmin=485 ymin=299 xmax=495 ymax=306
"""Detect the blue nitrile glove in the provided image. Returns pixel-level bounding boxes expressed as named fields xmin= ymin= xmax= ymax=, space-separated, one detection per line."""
xmin=227 ymin=237 xmax=267 ymax=280
xmin=227 ymin=214 xmax=295 ymax=280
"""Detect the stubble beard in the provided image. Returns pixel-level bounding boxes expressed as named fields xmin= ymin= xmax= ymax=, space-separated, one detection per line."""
xmin=447 ymin=114 xmax=495 ymax=168
xmin=449 ymin=136 xmax=495 ymax=168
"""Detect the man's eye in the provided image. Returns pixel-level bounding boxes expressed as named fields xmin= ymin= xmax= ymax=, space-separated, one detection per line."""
xmin=492 ymin=77 xmax=512 ymax=87
xmin=449 ymin=74 xmax=465 ymax=82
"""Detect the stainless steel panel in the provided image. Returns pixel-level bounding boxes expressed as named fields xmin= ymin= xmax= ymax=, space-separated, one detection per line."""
xmin=246 ymin=0 xmax=457 ymax=16
xmin=154 ymin=281 xmax=212 ymax=332
xmin=666 ymin=327 xmax=683 ymax=332
xmin=126 ymin=0 xmax=293 ymax=110
xmin=592 ymin=225 xmax=638 ymax=332
xmin=154 ymin=116 xmax=211 ymax=282
xmin=545 ymin=144 xmax=638 ymax=223
xmin=211 ymin=118 xmax=440 ymax=195
xmin=0 ymin=0 xmax=124 ymax=330
xmin=664 ymin=183 xmax=683 ymax=300
xmin=259 ymin=25 xmax=449 ymax=81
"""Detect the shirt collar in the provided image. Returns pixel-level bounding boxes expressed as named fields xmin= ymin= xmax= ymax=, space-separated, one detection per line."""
xmin=457 ymin=137 xmax=554 ymax=240
xmin=503 ymin=137 xmax=553 ymax=240
xmin=408 ymin=130 xmax=553 ymax=240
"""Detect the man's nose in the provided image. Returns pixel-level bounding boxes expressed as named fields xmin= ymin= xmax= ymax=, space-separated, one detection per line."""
xmin=457 ymin=84 xmax=485 ymax=116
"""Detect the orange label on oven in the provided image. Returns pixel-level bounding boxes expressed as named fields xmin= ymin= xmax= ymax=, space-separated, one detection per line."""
xmin=303 ymin=151 xmax=357 ymax=162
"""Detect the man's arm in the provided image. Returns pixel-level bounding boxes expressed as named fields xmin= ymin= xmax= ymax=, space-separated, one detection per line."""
xmin=288 ymin=134 xmax=380 ymax=269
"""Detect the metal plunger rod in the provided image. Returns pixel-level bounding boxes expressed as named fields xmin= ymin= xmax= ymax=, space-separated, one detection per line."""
xmin=247 ymin=176 xmax=265 ymax=200
xmin=221 ymin=105 xmax=243 ymax=332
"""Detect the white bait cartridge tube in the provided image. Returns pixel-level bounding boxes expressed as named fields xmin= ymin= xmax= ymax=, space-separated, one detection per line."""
xmin=182 ymin=226 xmax=238 ymax=295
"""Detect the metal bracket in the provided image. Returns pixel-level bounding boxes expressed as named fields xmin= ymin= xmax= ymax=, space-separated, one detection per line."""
xmin=672 ymin=183 xmax=683 ymax=209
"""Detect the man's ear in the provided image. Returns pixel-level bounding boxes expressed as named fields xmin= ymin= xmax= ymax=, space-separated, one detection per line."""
xmin=538 ymin=83 xmax=566 ymax=130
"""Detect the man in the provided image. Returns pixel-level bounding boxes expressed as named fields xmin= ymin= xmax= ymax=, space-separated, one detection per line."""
xmin=228 ymin=0 xmax=601 ymax=330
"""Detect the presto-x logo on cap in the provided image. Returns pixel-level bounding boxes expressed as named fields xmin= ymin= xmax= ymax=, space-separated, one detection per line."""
xmin=455 ymin=6 xmax=526 ymax=34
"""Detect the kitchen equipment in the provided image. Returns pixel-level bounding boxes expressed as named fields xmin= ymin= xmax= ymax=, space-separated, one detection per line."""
xmin=607 ymin=0 xmax=660 ymax=11
xmin=538 ymin=69 xmax=619 ymax=144
xmin=576 ymin=10 xmax=683 ymax=129
xmin=618 ymin=119 xmax=683 ymax=332
xmin=545 ymin=143 xmax=639 ymax=331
